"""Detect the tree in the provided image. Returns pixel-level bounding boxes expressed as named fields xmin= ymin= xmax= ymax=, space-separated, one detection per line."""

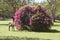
xmin=0 ymin=2 xmax=9 ymax=18
xmin=47 ymin=0 xmax=57 ymax=22
xmin=4 ymin=0 xmax=20 ymax=15
xmin=4 ymin=0 xmax=31 ymax=17
xmin=0 ymin=0 xmax=33 ymax=18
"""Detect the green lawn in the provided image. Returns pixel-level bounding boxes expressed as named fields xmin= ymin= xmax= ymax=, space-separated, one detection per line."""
xmin=0 ymin=20 xmax=60 ymax=40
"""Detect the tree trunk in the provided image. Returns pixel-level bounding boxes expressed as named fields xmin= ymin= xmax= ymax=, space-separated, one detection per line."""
xmin=51 ymin=7 xmax=56 ymax=22
xmin=47 ymin=0 xmax=57 ymax=22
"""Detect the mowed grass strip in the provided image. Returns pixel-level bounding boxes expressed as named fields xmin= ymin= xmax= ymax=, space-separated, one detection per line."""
xmin=0 ymin=20 xmax=60 ymax=40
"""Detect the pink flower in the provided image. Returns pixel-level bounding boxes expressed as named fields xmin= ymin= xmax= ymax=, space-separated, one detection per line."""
xmin=14 ymin=16 xmax=18 ymax=19
xmin=29 ymin=7 xmax=36 ymax=12
xmin=29 ymin=18 xmax=32 ymax=25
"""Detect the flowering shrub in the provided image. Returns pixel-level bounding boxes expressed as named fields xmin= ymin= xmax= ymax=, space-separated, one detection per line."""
xmin=14 ymin=5 xmax=53 ymax=31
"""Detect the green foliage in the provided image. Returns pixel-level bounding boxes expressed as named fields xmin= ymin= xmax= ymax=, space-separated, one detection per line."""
xmin=0 ymin=2 xmax=9 ymax=18
xmin=0 ymin=0 xmax=20 ymax=18
xmin=56 ymin=0 xmax=60 ymax=13
xmin=0 ymin=0 xmax=31 ymax=18
xmin=40 ymin=0 xmax=60 ymax=21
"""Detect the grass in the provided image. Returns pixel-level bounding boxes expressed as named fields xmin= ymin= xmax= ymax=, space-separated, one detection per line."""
xmin=0 ymin=20 xmax=60 ymax=40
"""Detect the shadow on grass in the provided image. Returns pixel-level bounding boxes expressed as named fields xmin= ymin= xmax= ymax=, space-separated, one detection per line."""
xmin=55 ymin=21 xmax=60 ymax=23
xmin=53 ymin=25 xmax=60 ymax=26
xmin=53 ymin=24 xmax=60 ymax=26
xmin=32 ymin=29 xmax=60 ymax=33
xmin=12 ymin=29 xmax=60 ymax=33
xmin=0 ymin=36 xmax=51 ymax=40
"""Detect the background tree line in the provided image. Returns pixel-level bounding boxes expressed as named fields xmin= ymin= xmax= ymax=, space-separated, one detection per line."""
xmin=0 ymin=0 xmax=31 ymax=18
xmin=0 ymin=0 xmax=60 ymax=21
